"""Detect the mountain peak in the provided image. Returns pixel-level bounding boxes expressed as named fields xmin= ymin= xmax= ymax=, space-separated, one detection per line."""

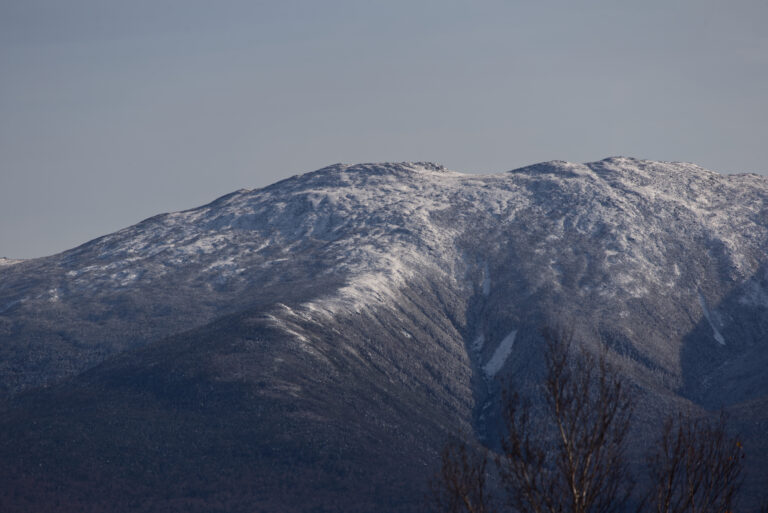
xmin=328 ymin=161 xmax=448 ymax=174
xmin=2 ymin=156 xmax=768 ymax=511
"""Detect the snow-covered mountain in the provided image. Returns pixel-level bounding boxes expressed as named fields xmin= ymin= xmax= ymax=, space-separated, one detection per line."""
xmin=1 ymin=157 xmax=767 ymax=511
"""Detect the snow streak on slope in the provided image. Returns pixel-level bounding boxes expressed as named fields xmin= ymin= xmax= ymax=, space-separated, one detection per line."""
xmin=484 ymin=330 xmax=517 ymax=376
xmin=698 ymin=291 xmax=727 ymax=346
xmin=481 ymin=261 xmax=491 ymax=296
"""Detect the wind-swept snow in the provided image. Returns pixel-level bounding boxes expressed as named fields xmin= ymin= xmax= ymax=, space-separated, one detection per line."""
xmin=4 ymin=158 xmax=766 ymax=318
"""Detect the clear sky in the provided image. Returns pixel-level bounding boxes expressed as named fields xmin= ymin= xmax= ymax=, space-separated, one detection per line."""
xmin=1 ymin=0 xmax=767 ymax=259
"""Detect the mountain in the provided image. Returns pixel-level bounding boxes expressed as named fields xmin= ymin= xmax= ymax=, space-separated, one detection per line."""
xmin=1 ymin=157 xmax=767 ymax=511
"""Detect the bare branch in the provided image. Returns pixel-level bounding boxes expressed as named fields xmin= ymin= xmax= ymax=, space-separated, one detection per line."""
xmin=430 ymin=437 xmax=494 ymax=513
xmin=646 ymin=413 xmax=743 ymax=513
xmin=429 ymin=329 xmax=745 ymax=513
xmin=496 ymin=330 xmax=634 ymax=513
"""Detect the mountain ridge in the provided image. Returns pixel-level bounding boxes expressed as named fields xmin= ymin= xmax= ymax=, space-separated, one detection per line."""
xmin=3 ymin=156 xmax=768 ymax=395
xmin=1 ymin=157 xmax=767 ymax=511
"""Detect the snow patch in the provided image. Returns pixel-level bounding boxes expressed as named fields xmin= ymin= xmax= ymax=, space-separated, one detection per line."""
xmin=484 ymin=329 xmax=517 ymax=376
xmin=698 ymin=292 xmax=726 ymax=346
xmin=481 ymin=262 xmax=491 ymax=296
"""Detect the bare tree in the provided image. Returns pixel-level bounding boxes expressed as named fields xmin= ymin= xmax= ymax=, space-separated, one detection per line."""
xmin=430 ymin=332 xmax=747 ymax=513
xmin=647 ymin=414 xmax=743 ymax=513
xmin=496 ymin=332 xmax=634 ymax=513
xmin=429 ymin=438 xmax=494 ymax=513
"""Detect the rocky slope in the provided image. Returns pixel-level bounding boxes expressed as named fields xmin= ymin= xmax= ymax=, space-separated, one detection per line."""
xmin=1 ymin=157 xmax=767 ymax=511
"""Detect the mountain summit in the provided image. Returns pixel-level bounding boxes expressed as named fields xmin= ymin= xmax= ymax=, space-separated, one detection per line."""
xmin=1 ymin=158 xmax=767 ymax=511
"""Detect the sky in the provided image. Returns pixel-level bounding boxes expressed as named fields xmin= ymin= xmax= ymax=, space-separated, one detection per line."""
xmin=1 ymin=0 xmax=767 ymax=259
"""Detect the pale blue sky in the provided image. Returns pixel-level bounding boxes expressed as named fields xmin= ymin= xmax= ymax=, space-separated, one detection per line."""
xmin=2 ymin=0 xmax=767 ymax=258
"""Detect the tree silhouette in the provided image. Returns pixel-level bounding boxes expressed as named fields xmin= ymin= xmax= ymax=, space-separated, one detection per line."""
xmin=430 ymin=332 xmax=745 ymax=513
xmin=647 ymin=414 xmax=743 ymax=513
xmin=430 ymin=438 xmax=494 ymax=513
xmin=495 ymin=332 xmax=633 ymax=513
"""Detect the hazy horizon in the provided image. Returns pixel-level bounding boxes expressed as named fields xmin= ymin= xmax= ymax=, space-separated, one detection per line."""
xmin=2 ymin=0 xmax=767 ymax=259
